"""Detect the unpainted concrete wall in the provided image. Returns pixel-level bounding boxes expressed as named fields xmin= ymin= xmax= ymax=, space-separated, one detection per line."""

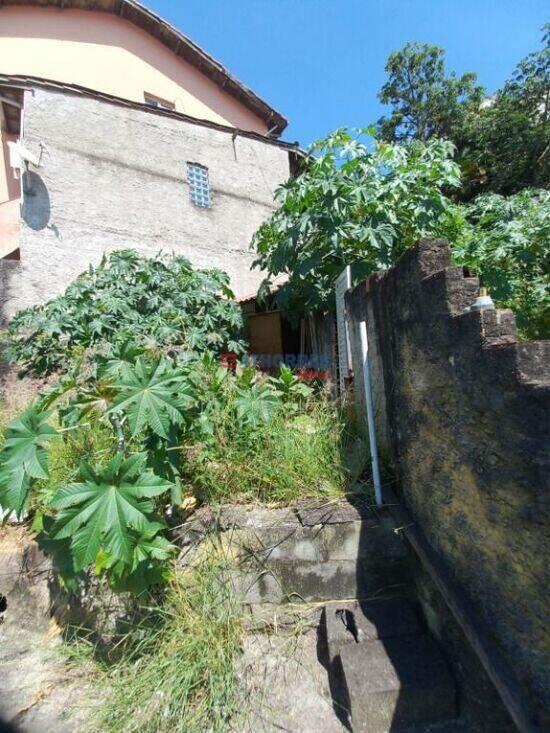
xmin=346 ymin=238 xmax=550 ymax=729
xmin=0 ymin=87 xmax=290 ymax=323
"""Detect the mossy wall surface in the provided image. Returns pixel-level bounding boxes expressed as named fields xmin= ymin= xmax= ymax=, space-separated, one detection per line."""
xmin=347 ymin=239 xmax=549 ymax=728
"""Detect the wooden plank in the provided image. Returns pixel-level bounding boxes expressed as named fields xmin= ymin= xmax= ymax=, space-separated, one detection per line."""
xmin=247 ymin=312 xmax=283 ymax=368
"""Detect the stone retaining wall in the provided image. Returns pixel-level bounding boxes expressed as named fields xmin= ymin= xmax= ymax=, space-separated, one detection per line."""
xmin=346 ymin=238 xmax=550 ymax=729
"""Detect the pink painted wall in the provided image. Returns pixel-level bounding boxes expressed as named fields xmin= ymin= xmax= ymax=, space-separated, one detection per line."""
xmin=0 ymin=6 xmax=269 ymax=134
xmin=2 ymin=131 xmax=20 ymax=202
xmin=0 ymin=198 xmax=20 ymax=258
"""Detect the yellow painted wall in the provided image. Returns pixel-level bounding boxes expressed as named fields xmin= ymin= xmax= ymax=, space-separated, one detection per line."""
xmin=0 ymin=6 xmax=268 ymax=134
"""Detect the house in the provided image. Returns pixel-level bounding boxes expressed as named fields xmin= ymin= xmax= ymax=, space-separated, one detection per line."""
xmin=0 ymin=0 xmax=301 ymax=324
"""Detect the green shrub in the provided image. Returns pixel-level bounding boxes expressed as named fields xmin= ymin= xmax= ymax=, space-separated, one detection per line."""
xmin=251 ymin=128 xmax=548 ymax=338
xmin=252 ymin=130 xmax=462 ymax=315
xmin=3 ymin=250 xmax=246 ymax=376
xmin=0 ymin=349 xmax=356 ymax=593
xmin=452 ymin=189 xmax=550 ymax=339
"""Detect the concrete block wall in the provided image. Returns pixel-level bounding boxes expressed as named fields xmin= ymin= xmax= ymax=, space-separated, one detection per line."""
xmin=346 ymin=238 xmax=550 ymax=729
xmin=0 ymin=87 xmax=291 ymax=323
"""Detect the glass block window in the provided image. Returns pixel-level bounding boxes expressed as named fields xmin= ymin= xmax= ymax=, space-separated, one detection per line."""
xmin=187 ymin=162 xmax=211 ymax=208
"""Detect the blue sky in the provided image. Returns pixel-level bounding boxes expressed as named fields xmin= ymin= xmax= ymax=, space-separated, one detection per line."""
xmin=149 ymin=0 xmax=548 ymax=146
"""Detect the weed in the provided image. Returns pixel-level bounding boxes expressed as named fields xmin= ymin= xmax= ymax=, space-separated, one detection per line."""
xmin=185 ymin=395 xmax=351 ymax=505
xmin=31 ymin=420 xmax=117 ymax=514
xmin=95 ymin=547 xmax=243 ymax=733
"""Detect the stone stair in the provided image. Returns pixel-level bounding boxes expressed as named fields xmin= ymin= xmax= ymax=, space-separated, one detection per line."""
xmin=214 ymin=498 xmax=410 ymax=605
xmin=176 ymin=499 xmax=463 ymax=732
xmin=322 ymin=597 xmax=459 ymax=733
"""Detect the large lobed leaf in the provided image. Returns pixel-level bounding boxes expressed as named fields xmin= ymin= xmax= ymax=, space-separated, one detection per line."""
xmin=50 ymin=453 xmax=173 ymax=572
xmin=107 ymin=357 xmax=194 ymax=438
xmin=0 ymin=407 xmax=58 ymax=516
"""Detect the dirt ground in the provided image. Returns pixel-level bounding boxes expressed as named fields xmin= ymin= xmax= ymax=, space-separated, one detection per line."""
xmin=0 ymin=527 xmax=96 ymax=733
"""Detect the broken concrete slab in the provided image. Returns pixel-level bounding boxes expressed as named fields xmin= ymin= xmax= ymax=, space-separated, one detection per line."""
xmin=217 ymin=504 xmax=298 ymax=531
xmin=322 ymin=521 xmax=407 ymax=562
xmin=0 ymin=527 xmax=100 ymax=731
xmin=294 ymin=497 xmax=378 ymax=526
xmin=233 ymin=627 xmax=348 ymax=733
xmin=0 ymin=626 xmax=96 ymax=733
xmin=221 ymin=518 xmax=407 ymax=564
xmin=244 ymin=601 xmax=325 ymax=632
xmin=232 ymin=557 xmax=409 ymax=605
xmin=220 ymin=525 xmax=327 ymax=563
xmin=202 ymin=499 xmax=411 ymax=606
xmin=229 ymin=568 xmax=286 ymax=606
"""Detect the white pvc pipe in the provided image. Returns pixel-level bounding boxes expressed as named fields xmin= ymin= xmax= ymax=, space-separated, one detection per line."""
xmin=359 ymin=320 xmax=383 ymax=507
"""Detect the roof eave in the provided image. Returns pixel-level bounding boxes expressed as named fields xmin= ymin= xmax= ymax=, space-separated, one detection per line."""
xmin=0 ymin=0 xmax=288 ymax=136
xmin=0 ymin=73 xmax=297 ymax=150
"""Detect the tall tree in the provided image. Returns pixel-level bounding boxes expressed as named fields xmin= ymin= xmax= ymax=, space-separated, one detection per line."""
xmin=458 ymin=24 xmax=550 ymax=196
xmin=377 ymin=42 xmax=483 ymax=142
xmin=378 ymin=30 xmax=550 ymax=197
xmin=504 ymin=22 xmax=550 ymax=120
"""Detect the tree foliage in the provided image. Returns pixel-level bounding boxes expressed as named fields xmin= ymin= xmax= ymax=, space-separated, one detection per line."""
xmin=252 ymin=127 xmax=548 ymax=337
xmin=378 ymin=28 xmax=550 ymax=197
xmin=457 ymin=24 xmax=549 ymax=197
xmin=3 ymin=250 xmax=246 ymax=376
xmin=377 ymin=41 xmax=483 ymax=142
xmin=253 ymin=129 xmax=462 ymax=314
xmin=454 ymin=189 xmax=550 ymax=339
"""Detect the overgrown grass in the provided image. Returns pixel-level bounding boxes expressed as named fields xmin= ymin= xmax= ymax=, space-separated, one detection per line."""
xmin=92 ymin=548 xmax=243 ymax=733
xmin=31 ymin=420 xmax=117 ymax=514
xmin=183 ymin=394 xmax=359 ymax=505
xmin=0 ymin=404 xmax=8 ymax=443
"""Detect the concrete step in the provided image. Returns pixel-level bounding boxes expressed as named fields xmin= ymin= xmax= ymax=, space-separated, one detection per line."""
xmin=324 ymin=598 xmax=421 ymax=658
xmin=214 ymin=501 xmax=410 ymax=605
xmin=232 ymin=556 xmax=409 ymax=604
xmin=339 ymin=635 xmax=457 ymax=732
xmin=322 ymin=598 xmax=458 ymax=733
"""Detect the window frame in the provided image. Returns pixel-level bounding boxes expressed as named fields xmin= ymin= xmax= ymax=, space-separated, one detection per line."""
xmin=143 ymin=93 xmax=175 ymax=111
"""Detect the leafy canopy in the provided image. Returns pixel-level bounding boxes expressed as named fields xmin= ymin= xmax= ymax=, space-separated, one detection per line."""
xmin=3 ymin=250 xmax=246 ymax=376
xmin=252 ymin=127 xmax=548 ymax=337
xmin=377 ymin=29 xmax=550 ymax=197
xmin=377 ymin=41 xmax=483 ymax=142
xmin=457 ymin=25 xmax=550 ymax=197
xmin=252 ymin=129 xmax=461 ymax=314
